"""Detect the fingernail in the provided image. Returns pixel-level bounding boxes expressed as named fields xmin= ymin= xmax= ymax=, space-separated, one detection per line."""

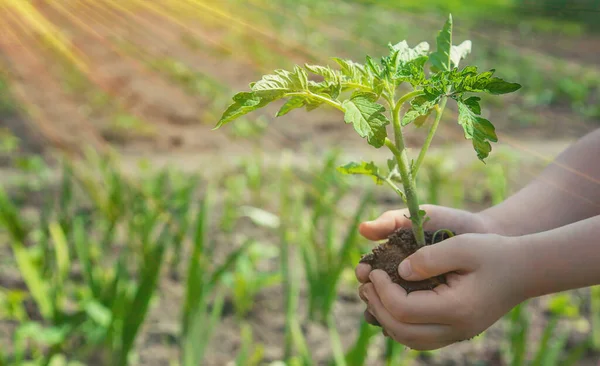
xmin=399 ymin=260 xmax=412 ymax=278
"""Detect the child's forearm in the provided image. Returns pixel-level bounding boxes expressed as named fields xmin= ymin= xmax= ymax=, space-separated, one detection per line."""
xmin=479 ymin=128 xmax=600 ymax=236
xmin=513 ymin=214 xmax=600 ymax=299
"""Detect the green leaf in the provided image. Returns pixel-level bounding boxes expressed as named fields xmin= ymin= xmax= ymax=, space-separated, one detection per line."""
xmin=386 ymin=158 xmax=396 ymax=173
xmin=277 ymin=97 xmax=306 ymax=117
xmin=49 ymin=222 xmax=70 ymax=284
xmin=365 ymin=55 xmax=382 ymax=78
xmin=413 ymin=112 xmax=432 ymax=128
xmin=457 ymin=99 xmax=498 ymax=161
xmin=251 ymin=66 xmax=308 ymax=98
xmin=463 ymin=96 xmax=481 ymax=114
xmin=395 ymin=56 xmax=428 ymax=86
xmin=483 ymin=77 xmax=522 ymax=94
xmin=214 ymin=92 xmax=270 ymax=129
xmin=334 ymin=58 xmax=367 ymax=81
xmin=381 ymin=42 xmax=428 ymax=83
xmin=401 ymin=95 xmax=439 ymax=126
xmin=304 ymin=64 xmax=337 ymax=81
xmin=332 ymin=58 xmax=376 ymax=91
xmin=450 ymin=68 xmax=521 ymax=95
xmin=429 ymin=14 xmax=453 ymax=72
xmin=389 ymin=41 xmax=430 ymax=63
xmin=337 ymin=161 xmax=382 ymax=184
xmin=341 ymin=93 xmax=389 ymax=148
xmin=450 ymin=40 xmax=472 ymax=69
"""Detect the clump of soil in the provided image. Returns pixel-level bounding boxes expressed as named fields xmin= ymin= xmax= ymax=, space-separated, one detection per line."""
xmin=359 ymin=228 xmax=454 ymax=293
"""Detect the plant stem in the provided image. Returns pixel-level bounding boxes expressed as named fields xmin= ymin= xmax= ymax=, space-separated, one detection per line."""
xmin=393 ymin=90 xmax=425 ymax=118
xmin=412 ymin=96 xmax=447 ymax=176
xmin=285 ymin=92 xmax=343 ymax=111
xmin=390 ymin=93 xmax=426 ymax=247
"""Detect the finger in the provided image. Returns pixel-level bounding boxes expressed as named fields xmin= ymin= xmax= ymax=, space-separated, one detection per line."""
xmin=359 ymin=209 xmax=410 ymax=241
xmin=364 ymin=309 xmax=380 ymax=326
xmin=355 ymin=263 xmax=372 ymax=283
xmin=399 ymin=235 xmax=479 ymax=281
xmin=362 ymin=283 xmax=451 ymax=349
xmin=369 ymin=269 xmax=453 ymax=324
xmin=358 ymin=283 xmax=368 ymax=303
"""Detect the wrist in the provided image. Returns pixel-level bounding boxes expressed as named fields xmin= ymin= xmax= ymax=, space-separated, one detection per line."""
xmin=475 ymin=211 xmax=505 ymax=236
xmin=499 ymin=235 xmax=537 ymax=303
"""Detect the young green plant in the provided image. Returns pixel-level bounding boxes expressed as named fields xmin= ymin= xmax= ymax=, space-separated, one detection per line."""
xmin=213 ymin=14 xmax=521 ymax=290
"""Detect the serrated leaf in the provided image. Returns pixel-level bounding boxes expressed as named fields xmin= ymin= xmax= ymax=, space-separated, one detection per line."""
xmin=333 ymin=57 xmax=377 ymax=92
xmin=463 ymin=96 xmax=481 ymax=114
xmin=214 ymin=92 xmax=271 ymax=129
xmin=365 ymin=56 xmax=382 ymax=78
xmin=337 ymin=161 xmax=382 ymax=184
xmin=342 ymin=93 xmax=389 ymax=148
xmin=429 ymin=15 xmax=453 ymax=72
xmin=450 ymin=40 xmax=471 ymax=69
xmin=304 ymin=64 xmax=337 ymax=81
xmin=333 ymin=58 xmax=367 ymax=81
xmin=390 ymin=41 xmax=430 ymax=63
xmin=483 ymin=77 xmax=522 ymax=94
xmin=395 ymin=56 xmax=428 ymax=86
xmin=251 ymin=67 xmax=308 ymax=98
xmin=276 ymin=97 xmax=305 ymax=117
xmin=461 ymin=65 xmax=478 ymax=76
xmin=401 ymin=95 xmax=439 ymax=126
xmin=452 ymin=68 xmax=521 ymax=96
xmin=305 ymin=100 xmax=323 ymax=111
xmin=457 ymin=99 xmax=498 ymax=161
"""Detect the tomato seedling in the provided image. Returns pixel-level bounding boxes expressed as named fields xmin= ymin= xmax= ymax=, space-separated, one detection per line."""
xmin=214 ymin=14 xmax=521 ymax=291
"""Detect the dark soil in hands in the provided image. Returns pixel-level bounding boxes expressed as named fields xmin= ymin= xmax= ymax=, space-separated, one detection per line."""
xmin=359 ymin=228 xmax=454 ymax=293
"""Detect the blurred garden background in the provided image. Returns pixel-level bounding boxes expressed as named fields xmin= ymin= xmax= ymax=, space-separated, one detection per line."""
xmin=0 ymin=0 xmax=599 ymax=365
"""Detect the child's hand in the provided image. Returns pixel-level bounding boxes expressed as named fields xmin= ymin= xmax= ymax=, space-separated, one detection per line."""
xmin=355 ymin=205 xmax=496 ymax=283
xmin=357 ymin=233 xmax=528 ymax=350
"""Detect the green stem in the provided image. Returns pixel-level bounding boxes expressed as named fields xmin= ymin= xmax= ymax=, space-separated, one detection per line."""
xmin=412 ymin=97 xmax=447 ymax=177
xmin=393 ymin=89 xmax=425 ymax=119
xmin=377 ymin=161 xmax=407 ymax=203
xmin=390 ymin=94 xmax=426 ymax=247
xmin=343 ymin=82 xmax=374 ymax=92
xmin=285 ymin=92 xmax=343 ymax=111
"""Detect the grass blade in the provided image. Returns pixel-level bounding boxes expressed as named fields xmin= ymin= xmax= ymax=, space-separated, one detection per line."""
xmin=328 ymin=315 xmax=347 ymax=366
xmin=344 ymin=318 xmax=379 ymax=366
xmin=183 ymin=288 xmax=226 ymax=366
xmin=119 ymin=225 xmax=170 ymax=365
xmin=531 ymin=316 xmax=558 ymax=366
xmin=49 ymin=222 xmax=70 ymax=286
xmin=505 ymin=303 xmax=529 ymax=366
xmin=207 ymin=240 xmax=251 ymax=291
xmin=591 ymin=286 xmax=600 ymax=351
xmin=183 ymin=184 xmax=212 ymax=335
xmin=0 ymin=187 xmax=53 ymax=320
xmin=72 ymin=217 xmax=100 ymax=298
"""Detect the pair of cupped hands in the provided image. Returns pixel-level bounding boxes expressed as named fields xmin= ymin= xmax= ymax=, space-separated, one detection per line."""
xmin=355 ymin=205 xmax=529 ymax=350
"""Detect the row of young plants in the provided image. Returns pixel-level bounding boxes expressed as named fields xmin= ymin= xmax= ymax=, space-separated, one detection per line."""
xmin=0 ymin=133 xmax=597 ymax=365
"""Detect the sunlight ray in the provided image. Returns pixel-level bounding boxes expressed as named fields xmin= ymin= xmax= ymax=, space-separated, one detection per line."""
xmin=5 ymin=0 xmax=90 ymax=73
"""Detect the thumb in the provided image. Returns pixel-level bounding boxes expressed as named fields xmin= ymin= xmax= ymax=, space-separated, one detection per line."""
xmin=398 ymin=235 xmax=478 ymax=281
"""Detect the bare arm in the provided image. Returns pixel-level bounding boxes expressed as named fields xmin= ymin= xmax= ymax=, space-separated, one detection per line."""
xmin=480 ymin=128 xmax=600 ymax=236
xmin=516 ymin=214 xmax=600 ymax=298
